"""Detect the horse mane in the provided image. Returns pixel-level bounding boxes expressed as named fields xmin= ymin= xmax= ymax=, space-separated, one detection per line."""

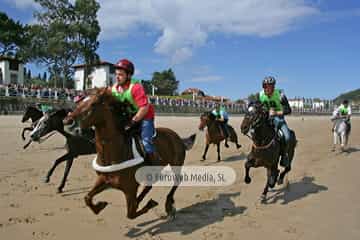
xmin=204 ymin=111 xmax=216 ymax=121
xmin=94 ymin=87 xmax=134 ymax=129
xmin=49 ymin=108 xmax=70 ymax=119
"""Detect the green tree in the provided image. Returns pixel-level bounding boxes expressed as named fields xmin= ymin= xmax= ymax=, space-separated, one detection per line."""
xmin=151 ymin=69 xmax=179 ymax=96
xmin=73 ymin=0 xmax=101 ymax=90
xmin=42 ymin=72 xmax=47 ymax=82
xmin=0 ymin=11 xmax=28 ymax=57
xmin=141 ymin=79 xmax=152 ymax=95
xmin=27 ymin=0 xmax=78 ymax=88
xmin=27 ymin=69 xmax=32 ymax=80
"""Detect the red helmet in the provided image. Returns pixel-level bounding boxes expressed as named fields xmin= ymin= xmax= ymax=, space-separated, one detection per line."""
xmin=114 ymin=59 xmax=135 ymax=75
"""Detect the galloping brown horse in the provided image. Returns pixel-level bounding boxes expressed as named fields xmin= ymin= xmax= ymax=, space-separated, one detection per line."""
xmin=198 ymin=111 xmax=241 ymax=162
xmin=240 ymin=102 xmax=297 ymax=202
xmin=65 ymin=88 xmax=196 ymax=219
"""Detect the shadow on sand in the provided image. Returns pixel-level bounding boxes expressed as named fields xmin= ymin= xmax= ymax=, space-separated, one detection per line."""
xmin=265 ymin=176 xmax=328 ymax=205
xmin=126 ymin=192 xmax=246 ymax=237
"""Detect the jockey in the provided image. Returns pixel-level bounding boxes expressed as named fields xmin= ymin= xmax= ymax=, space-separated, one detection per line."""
xmin=257 ymin=76 xmax=292 ymax=167
xmin=332 ymin=99 xmax=351 ymax=132
xmin=110 ymin=58 xmax=159 ymax=165
xmin=37 ymin=103 xmax=52 ymax=114
xmin=211 ymin=103 xmax=230 ymax=147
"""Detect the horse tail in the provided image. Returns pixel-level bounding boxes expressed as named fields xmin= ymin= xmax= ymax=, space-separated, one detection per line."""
xmin=182 ymin=134 xmax=196 ymax=151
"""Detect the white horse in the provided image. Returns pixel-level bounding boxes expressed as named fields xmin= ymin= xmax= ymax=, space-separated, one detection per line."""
xmin=331 ymin=115 xmax=350 ymax=152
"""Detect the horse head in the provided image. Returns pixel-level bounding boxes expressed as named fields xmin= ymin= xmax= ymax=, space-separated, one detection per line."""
xmin=65 ymin=88 xmax=132 ymax=131
xmin=240 ymin=101 xmax=268 ymax=135
xmin=22 ymin=106 xmax=42 ymax=123
xmin=198 ymin=111 xmax=216 ymax=131
xmin=30 ymin=109 xmax=69 ymax=142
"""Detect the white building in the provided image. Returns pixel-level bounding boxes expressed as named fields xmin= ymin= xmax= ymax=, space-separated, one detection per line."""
xmin=0 ymin=56 xmax=24 ymax=85
xmin=312 ymin=100 xmax=325 ymax=110
xmin=73 ymin=61 xmax=115 ymax=90
xmin=288 ymin=98 xmax=304 ymax=109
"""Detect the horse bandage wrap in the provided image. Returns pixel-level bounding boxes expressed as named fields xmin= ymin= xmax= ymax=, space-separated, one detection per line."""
xmin=92 ymin=139 xmax=144 ymax=172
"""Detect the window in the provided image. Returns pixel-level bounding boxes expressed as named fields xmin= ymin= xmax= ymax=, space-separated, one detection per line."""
xmin=9 ymin=60 xmax=19 ymax=71
xmin=10 ymin=73 xmax=18 ymax=84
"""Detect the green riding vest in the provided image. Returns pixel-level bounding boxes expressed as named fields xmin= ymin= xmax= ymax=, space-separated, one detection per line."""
xmin=259 ymin=89 xmax=283 ymax=112
xmin=339 ymin=105 xmax=349 ymax=115
xmin=212 ymin=107 xmax=225 ymax=118
xmin=111 ymin=79 xmax=141 ymax=114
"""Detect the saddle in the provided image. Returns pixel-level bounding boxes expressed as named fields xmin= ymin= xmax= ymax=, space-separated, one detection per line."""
xmin=126 ymin=122 xmax=159 ymax=165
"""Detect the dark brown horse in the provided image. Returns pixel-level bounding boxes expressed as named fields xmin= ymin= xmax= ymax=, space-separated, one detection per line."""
xmin=198 ymin=111 xmax=241 ymax=162
xmin=64 ymin=88 xmax=196 ymax=219
xmin=29 ymin=109 xmax=96 ymax=193
xmin=240 ymin=102 xmax=297 ymax=202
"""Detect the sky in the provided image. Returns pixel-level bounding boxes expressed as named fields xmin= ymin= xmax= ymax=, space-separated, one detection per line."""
xmin=1 ymin=0 xmax=359 ymax=100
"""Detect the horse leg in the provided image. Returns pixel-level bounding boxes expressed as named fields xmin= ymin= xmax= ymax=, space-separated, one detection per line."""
xmin=136 ymin=186 xmax=152 ymax=204
xmin=165 ymin=185 xmax=178 ymax=219
xmin=268 ymin=167 xmax=279 ymax=188
xmin=260 ymin=168 xmax=276 ymax=202
xmin=278 ymin=166 xmax=291 ymax=185
xmin=261 ymin=181 xmax=270 ymax=203
xmin=225 ymin=138 xmax=229 ymax=148
xmin=44 ymin=153 xmax=71 ymax=184
xmin=23 ymin=140 xmax=32 ymax=149
xmin=345 ymin=132 xmax=349 ymax=147
xmin=244 ymin=158 xmax=255 ymax=184
xmin=125 ymin=189 xmax=158 ymax=219
xmin=201 ymin=144 xmax=210 ymax=161
xmin=217 ymin=143 xmax=221 ymax=162
xmin=332 ymin=132 xmax=337 ymax=151
xmin=57 ymin=157 xmax=74 ymax=193
xmin=22 ymin=127 xmax=33 ymax=141
xmin=230 ymin=130 xmax=241 ymax=149
xmin=224 ymin=127 xmax=229 ymax=148
xmin=84 ymin=176 xmax=109 ymax=215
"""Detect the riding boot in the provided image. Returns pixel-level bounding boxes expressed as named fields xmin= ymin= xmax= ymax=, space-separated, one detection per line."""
xmin=145 ymin=152 xmax=161 ymax=166
xmin=222 ymin=124 xmax=230 ymax=148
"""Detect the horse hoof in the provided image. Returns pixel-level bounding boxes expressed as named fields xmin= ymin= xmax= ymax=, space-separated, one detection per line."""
xmin=225 ymin=144 xmax=230 ymax=148
xmin=57 ymin=188 xmax=63 ymax=194
xmin=277 ymin=177 xmax=284 ymax=185
xmin=201 ymin=156 xmax=206 ymax=161
xmin=236 ymin=144 xmax=242 ymax=149
xmin=260 ymin=195 xmax=267 ymax=203
xmin=245 ymin=176 xmax=251 ymax=184
xmin=42 ymin=177 xmax=50 ymax=183
xmin=93 ymin=201 xmax=108 ymax=215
